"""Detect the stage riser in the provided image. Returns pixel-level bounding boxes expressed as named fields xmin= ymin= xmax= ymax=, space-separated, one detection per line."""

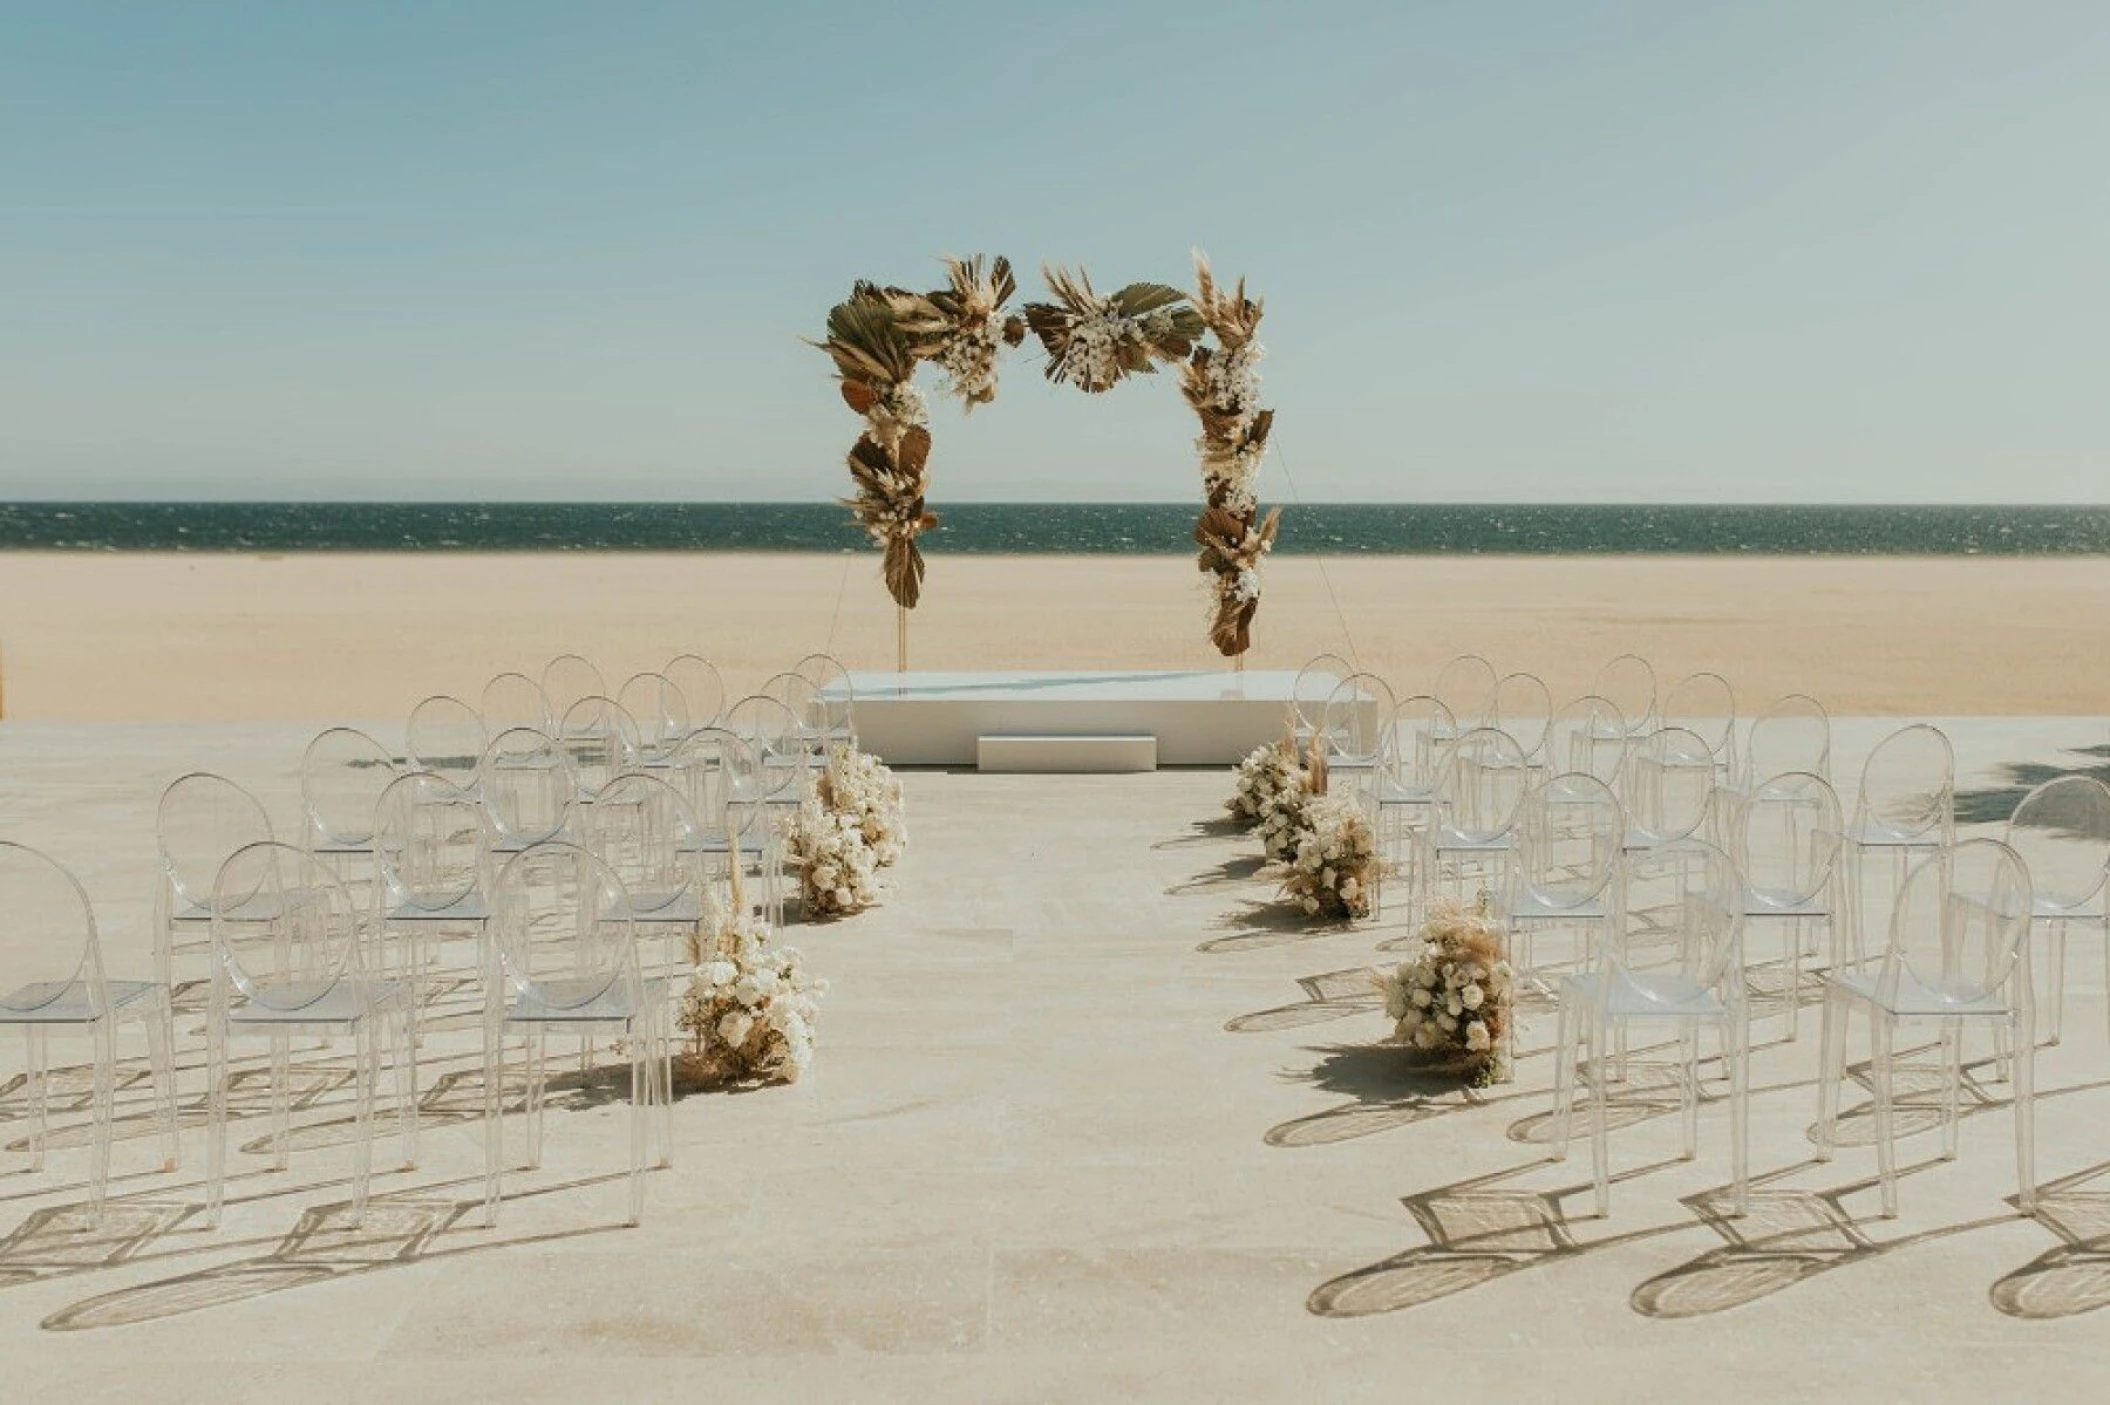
xmin=841 ymin=670 xmax=1360 ymax=768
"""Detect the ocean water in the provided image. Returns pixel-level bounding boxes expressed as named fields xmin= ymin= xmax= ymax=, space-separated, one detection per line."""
xmin=1 ymin=501 xmax=2107 ymax=555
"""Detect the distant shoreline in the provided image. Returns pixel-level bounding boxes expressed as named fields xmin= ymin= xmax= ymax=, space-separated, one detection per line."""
xmin=4 ymin=502 xmax=2108 ymax=556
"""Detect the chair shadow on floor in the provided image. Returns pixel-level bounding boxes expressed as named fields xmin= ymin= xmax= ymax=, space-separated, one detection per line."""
xmin=40 ymin=1173 xmax=629 ymax=1331
xmin=1225 ymin=968 xmax=1383 ymax=1034
xmin=1630 ymin=1163 xmax=2010 ymax=1318
xmin=1992 ymin=1161 xmax=2110 ymax=1319
xmin=1307 ymin=1158 xmax=1687 ymax=1318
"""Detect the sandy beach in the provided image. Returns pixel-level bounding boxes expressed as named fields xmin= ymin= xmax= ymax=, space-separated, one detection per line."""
xmin=0 ymin=551 xmax=2104 ymax=721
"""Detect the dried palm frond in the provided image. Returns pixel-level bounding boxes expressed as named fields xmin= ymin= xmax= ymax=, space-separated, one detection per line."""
xmin=1190 ymin=252 xmax=1265 ymax=349
xmin=818 ymin=289 xmax=917 ymax=390
xmin=842 ymin=424 xmax=937 ymax=610
xmin=1023 ymin=265 xmax=1205 ymax=393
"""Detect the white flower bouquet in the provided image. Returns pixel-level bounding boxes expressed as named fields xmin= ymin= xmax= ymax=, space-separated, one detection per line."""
xmin=815 ymin=744 xmax=907 ymax=867
xmin=1228 ymin=738 xmax=1302 ymax=830
xmin=782 ymin=799 xmax=886 ymax=917
xmin=1374 ymin=900 xmax=1514 ymax=1086
xmin=1280 ymin=790 xmax=1378 ymax=920
xmin=677 ymin=886 xmax=828 ymax=1087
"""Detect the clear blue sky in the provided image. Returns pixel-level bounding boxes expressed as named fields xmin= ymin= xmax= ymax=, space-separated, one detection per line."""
xmin=3 ymin=1 xmax=2105 ymax=503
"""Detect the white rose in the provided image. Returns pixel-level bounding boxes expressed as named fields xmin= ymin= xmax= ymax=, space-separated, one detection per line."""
xmin=717 ymin=1010 xmax=753 ymax=1047
xmin=1445 ymin=994 xmax=1463 ymax=1017
xmin=834 ymin=887 xmax=853 ymax=907
xmin=1410 ymin=987 xmax=1432 ymax=1009
xmin=1465 ymin=1021 xmax=1491 ymax=1052
xmin=1339 ymin=878 xmax=1359 ymax=902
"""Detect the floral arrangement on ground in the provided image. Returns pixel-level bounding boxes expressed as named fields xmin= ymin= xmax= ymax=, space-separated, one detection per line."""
xmin=1228 ymin=737 xmax=1302 ymax=830
xmin=1374 ymin=899 xmax=1515 ymax=1087
xmin=782 ymin=744 xmax=908 ymax=918
xmin=1280 ymin=787 xmax=1377 ymax=920
xmin=677 ymin=885 xmax=827 ymax=1087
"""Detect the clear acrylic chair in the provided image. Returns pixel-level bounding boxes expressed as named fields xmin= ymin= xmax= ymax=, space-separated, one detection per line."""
xmin=480 ymin=727 xmax=578 ymax=855
xmin=205 ymin=841 xmax=418 ymax=1229
xmin=483 ymin=842 xmax=672 ymax=1227
xmin=667 ymin=727 xmax=773 ymax=914
xmin=1663 ymin=671 xmax=1738 ymax=785
xmin=1731 ymin=771 xmax=1841 ymax=1038
xmin=794 ymin=652 xmax=858 ymax=750
xmin=0 ymin=843 xmax=180 ymax=1222
xmin=541 ymin=653 xmax=607 ymax=723
xmin=1374 ymin=694 xmax=1456 ymax=910
xmin=405 ymin=694 xmax=487 ymax=792
xmin=1551 ymin=839 xmax=1749 ymax=1216
xmin=1291 ymin=653 xmax=1352 ymax=746
xmin=724 ymin=696 xmax=808 ymax=924
xmin=616 ymin=671 xmax=692 ymax=768
xmin=1417 ymin=727 xmax=1532 ymax=923
xmin=481 ymin=671 xmax=554 ymax=735
xmin=1740 ymin=693 xmax=1832 ymax=788
xmin=557 ymin=694 xmax=643 ymax=804
xmin=156 ymin=771 xmax=275 ymax=994
xmin=372 ymin=770 xmax=489 ymax=1014
xmin=2000 ymin=775 xmax=2110 ymax=1046
xmin=1547 ymin=695 xmax=1629 ymax=794
xmin=1816 ymin=838 xmax=2037 ymax=1216
xmin=1840 ymin=724 xmax=1956 ymax=963
xmin=1594 ymin=654 xmax=1658 ymax=742
xmin=299 ymin=727 xmax=398 ymax=866
xmin=1432 ymin=654 xmax=1499 ymax=739
xmin=1318 ymin=672 xmax=1399 ymax=787
xmin=1621 ymin=726 xmax=1718 ymax=854
xmin=1495 ymin=671 xmax=1553 ymax=772
xmin=585 ymin=771 xmax=707 ymax=977
xmin=663 ymin=654 xmax=726 ymax=733
xmin=764 ymin=671 xmax=829 ymax=764
xmin=1497 ymin=774 xmax=1622 ymax=1004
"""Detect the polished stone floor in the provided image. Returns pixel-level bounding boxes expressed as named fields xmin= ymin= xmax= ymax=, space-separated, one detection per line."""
xmin=0 ymin=718 xmax=2106 ymax=1399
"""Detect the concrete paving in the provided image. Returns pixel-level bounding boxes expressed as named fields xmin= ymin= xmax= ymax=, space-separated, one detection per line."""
xmin=0 ymin=718 xmax=2105 ymax=1400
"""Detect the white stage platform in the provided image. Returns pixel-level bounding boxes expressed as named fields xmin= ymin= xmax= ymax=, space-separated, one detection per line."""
xmin=840 ymin=670 xmax=1341 ymax=768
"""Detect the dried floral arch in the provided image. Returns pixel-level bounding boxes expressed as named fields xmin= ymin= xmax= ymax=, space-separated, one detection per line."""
xmin=818 ymin=253 xmax=1278 ymax=664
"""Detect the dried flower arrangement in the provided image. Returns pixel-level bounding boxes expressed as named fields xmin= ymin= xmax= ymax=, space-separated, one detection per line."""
xmin=1228 ymin=738 xmax=1302 ymax=829
xmin=676 ymin=871 xmax=827 ymax=1088
xmin=1281 ymin=788 xmax=1378 ymax=920
xmin=818 ymin=256 xmax=1026 ymax=610
xmin=1373 ymin=899 xmax=1516 ymax=1086
xmin=1182 ymin=255 xmax=1280 ymax=658
xmin=780 ymin=745 xmax=909 ymax=917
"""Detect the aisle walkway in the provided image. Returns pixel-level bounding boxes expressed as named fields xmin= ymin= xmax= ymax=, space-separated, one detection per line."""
xmin=0 ymin=724 xmax=2106 ymax=1397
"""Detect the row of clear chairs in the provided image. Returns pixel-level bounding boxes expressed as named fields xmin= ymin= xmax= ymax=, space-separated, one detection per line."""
xmin=1289 ymin=653 xmax=2110 ymax=1223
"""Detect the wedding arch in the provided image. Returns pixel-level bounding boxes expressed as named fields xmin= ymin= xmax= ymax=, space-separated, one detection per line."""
xmin=816 ymin=253 xmax=1279 ymax=669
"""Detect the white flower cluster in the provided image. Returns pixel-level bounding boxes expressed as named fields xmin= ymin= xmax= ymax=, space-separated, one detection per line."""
xmin=878 ymin=379 xmax=928 ymax=430
xmin=820 ymin=743 xmax=907 ymax=867
xmin=1201 ymin=341 xmax=1265 ymax=442
xmin=936 ymin=311 xmax=1004 ymax=405
xmin=1257 ymin=764 xmax=1313 ymax=862
xmin=1283 ymin=791 xmax=1377 ymax=919
xmin=1373 ymin=902 xmax=1515 ymax=1086
xmin=855 ymin=491 xmax=926 ymax=549
xmin=678 ymin=895 xmax=828 ymax=1086
xmin=1057 ymin=305 xmax=1143 ymax=390
xmin=1228 ymin=740 xmax=1301 ymax=828
xmin=783 ymin=799 xmax=885 ymax=917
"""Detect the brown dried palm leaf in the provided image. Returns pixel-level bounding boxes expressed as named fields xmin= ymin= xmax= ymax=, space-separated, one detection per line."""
xmin=818 ymin=291 xmax=916 ymax=389
xmin=1191 ymin=253 xmax=1265 ymax=349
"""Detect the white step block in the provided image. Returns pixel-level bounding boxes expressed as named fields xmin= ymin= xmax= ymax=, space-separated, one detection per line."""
xmin=976 ymin=733 xmax=1157 ymax=774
